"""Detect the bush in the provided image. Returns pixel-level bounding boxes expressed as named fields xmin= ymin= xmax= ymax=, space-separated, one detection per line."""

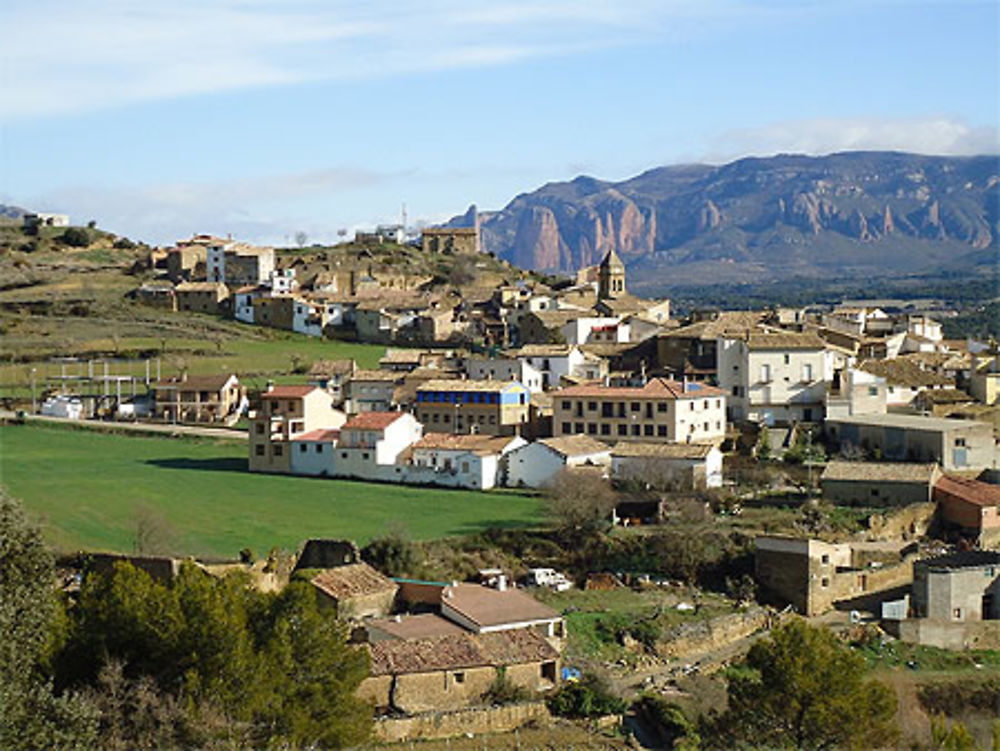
xmin=635 ymin=695 xmax=699 ymax=750
xmin=546 ymin=673 xmax=625 ymax=718
xmin=481 ymin=667 xmax=530 ymax=706
xmin=60 ymin=228 xmax=91 ymax=247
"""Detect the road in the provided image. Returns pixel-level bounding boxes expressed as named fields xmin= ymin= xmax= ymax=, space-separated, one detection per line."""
xmin=1 ymin=411 xmax=247 ymax=441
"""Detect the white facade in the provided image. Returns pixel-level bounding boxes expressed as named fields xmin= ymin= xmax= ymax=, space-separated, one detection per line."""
xmin=293 ymin=298 xmax=326 ymax=337
xmin=269 ymin=268 xmax=297 ymax=294
xmin=290 ymin=434 xmax=338 ymax=476
xmin=234 ymin=289 xmax=260 ymax=324
xmin=332 ymin=413 xmax=423 ymax=481
xmin=560 ymin=316 xmax=628 ymax=345
xmin=515 ymin=346 xmax=591 ymax=389
xmin=611 ymin=445 xmax=724 ymax=489
xmin=40 ymin=395 xmax=83 ymax=419
xmin=465 ymin=357 xmax=544 ymax=392
xmin=718 ymin=337 xmax=834 ymax=424
xmin=504 ymin=440 xmax=611 ymax=489
xmin=825 ymin=368 xmax=887 ymax=419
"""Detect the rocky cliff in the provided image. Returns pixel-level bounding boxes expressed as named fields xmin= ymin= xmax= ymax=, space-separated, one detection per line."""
xmin=450 ymin=152 xmax=999 ymax=292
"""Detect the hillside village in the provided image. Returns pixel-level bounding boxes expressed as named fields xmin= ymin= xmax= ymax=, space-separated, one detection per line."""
xmin=5 ymin=215 xmax=1000 ymax=747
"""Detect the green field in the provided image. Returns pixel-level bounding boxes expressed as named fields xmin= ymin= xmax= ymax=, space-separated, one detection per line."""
xmin=0 ymin=424 xmax=543 ymax=558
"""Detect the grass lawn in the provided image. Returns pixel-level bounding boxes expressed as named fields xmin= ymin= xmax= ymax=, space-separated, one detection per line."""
xmin=0 ymin=424 xmax=543 ymax=559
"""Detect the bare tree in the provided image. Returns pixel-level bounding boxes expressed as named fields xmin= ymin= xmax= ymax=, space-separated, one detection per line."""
xmin=132 ymin=504 xmax=178 ymax=556
xmin=544 ymin=469 xmax=617 ymax=535
xmin=294 ymin=231 xmax=308 ymax=248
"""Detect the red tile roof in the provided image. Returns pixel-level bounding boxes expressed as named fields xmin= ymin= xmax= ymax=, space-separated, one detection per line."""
xmin=294 ymin=429 xmax=340 ymax=442
xmin=555 ymin=377 xmax=724 ymax=399
xmin=368 ymin=629 xmax=558 ymax=676
xmin=263 ymin=385 xmax=317 ymax=398
xmin=341 ymin=411 xmax=407 ymax=431
xmin=310 ymin=563 xmax=397 ymax=601
xmin=934 ymin=475 xmax=1000 ymax=508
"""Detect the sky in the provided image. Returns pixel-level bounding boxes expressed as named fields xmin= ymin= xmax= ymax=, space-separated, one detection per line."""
xmin=1 ymin=0 xmax=997 ymax=246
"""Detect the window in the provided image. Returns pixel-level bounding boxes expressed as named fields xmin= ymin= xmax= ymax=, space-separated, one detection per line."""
xmin=821 ymin=577 xmax=830 ymax=588
xmin=703 ymin=400 xmax=709 ymax=409
xmin=689 ymin=402 xmax=695 ymax=411
xmin=630 ymin=402 xmax=640 ymax=412
xmin=453 ymin=672 xmax=465 ymax=684
xmin=821 ymin=554 xmax=830 ymax=564
xmin=561 ymin=422 xmax=571 ymax=433
xmin=657 ymin=425 xmax=667 ymax=437
xmin=868 ymin=386 xmax=878 ymax=396
xmin=443 ymin=414 xmax=451 ymax=423
xmin=273 ymin=445 xmax=283 ymax=456
xmin=432 ymin=413 xmax=440 ymax=423
xmin=955 ymin=438 xmax=967 ymax=447
xmin=255 ymin=423 xmax=264 ymax=435
xmin=617 ymin=425 xmax=628 ymax=436
xmin=341 ymin=451 xmax=348 ymax=458
xmin=587 ymin=401 xmax=597 ymax=411
xmin=291 ymin=421 xmax=304 ymax=433
xmin=362 ymin=452 xmax=370 ymax=460
xmin=587 ymin=423 xmax=597 ymax=435
xmin=657 ymin=403 xmax=667 ymax=413
xmin=644 ymin=425 xmax=654 ymax=436
xmin=954 ymin=608 xmax=962 ymax=619
xmin=600 ymin=424 xmax=611 ymax=435
xmin=561 ymin=400 xmax=571 ymax=410
xmin=631 ymin=425 xmax=640 ymax=436
xmin=299 ymin=444 xmax=308 ymax=453
xmin=574 ymin=422 xmax=584 ymax=433
xmin=783 ymin=354 xmax=790 ymax=365
xmin=461 ymin=462 xmax=469 ymax=473
xmin=602 ymin=403 xmax=614 ymax=417
xmin=802 ymin=363 xmax=813 ymax=382
xmin=703 ymin=422 xmax=709 ymax=431
xmin=255 ymin=445 xmax=265 ymax=456
xmin=315 ymin=445 xmax=323 ymax=453
xmin=761 ymin=364 xmax=771 ymax=382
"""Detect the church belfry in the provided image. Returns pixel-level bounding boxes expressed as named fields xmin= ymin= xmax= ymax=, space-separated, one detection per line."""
xmin=598 ymin=248 xmax=626 ymax=300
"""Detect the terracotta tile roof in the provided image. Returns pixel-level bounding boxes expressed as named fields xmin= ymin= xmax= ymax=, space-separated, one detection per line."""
xmin=555 ymin=377 xmax=723 ymax=400
xmin=294 ymin=429 xmax=340 ymax=442
xmin=348 ymin=369 xmax=401 ymax=382
xmin=310 ymin=563 xmax=397 ymax=601
xmin=934 ymin=475 xmax=1000 ymax=508
xmin=509 ymin=344 xmax=576 ymax=358
xmin=368 ymin=629 xmax=557 ymax=676
xmin=539 ymin=434 xmax=611 ymax=458
xmin=341 ymin=411 xmax=407 ymax=431
xmin=917 ymin=388 xmax=976 ymax=405
xmin=308 ymin=359 xmax=356 ymax=376
xmin=442 ymin=583 xmax=559 ymax=628
xmin=417 ymin=379 xmax=522 ymax=393
xmin=821 ymin=461 xmax=939 ymax=483
xmin=263 ymin=385 xmax=317 ymax=398
xmin=154 ymin=374 xmax=236 ymax=391
xmin=367 ymin=613 xmax=466 ymax=641
xmin=412 ymin=433 xmax=516 ymax=455
xmin=858 ymin=358 xmax=954 ymax=388
xmin=610 ymin=442 xmax=715 ymax=459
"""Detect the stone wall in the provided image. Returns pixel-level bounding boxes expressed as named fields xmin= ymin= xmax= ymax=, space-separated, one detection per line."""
xmin=865 ymin=503 xmax=937 ymax=541
xmin=655 ymin=607 xmax=774 ymax=659
xmin=894 ymin=619 xmax=1000 ymax=650
xmin=373 ymin=702 xmax=550 ymax=743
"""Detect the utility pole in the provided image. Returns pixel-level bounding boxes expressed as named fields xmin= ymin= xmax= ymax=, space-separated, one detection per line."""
xmin=30 ymin=367 xmax=37 ymax=413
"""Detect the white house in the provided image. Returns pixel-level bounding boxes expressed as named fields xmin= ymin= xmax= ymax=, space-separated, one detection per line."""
xmin=610 ymin=442 xmax=723 ymax=490
xmin=331 ymin=411 xmax=422 ymax=482
xmin=289 ymin=429 xmax=340 ymax=476
xmin=561 ymin=316 xmax=629 ymax=346
xmin=407 ymin=433 xmax=526 ymax=489
xmin=292 ymin=297 xmax=327 ymax=337
xmin=269 ymin=268 xmax=297 ymax=294
xmin=234 ymin=287 xmax=265 ymax=324
xmin=717 ymin=331 xmax=834 ymax=425
xmin=510 ymin=344 xmax=599 ymax=389
xmin=464 ymin=356 xmax=545 ymax=392
xmin=504 ymin=434 xmax=611 ymax=489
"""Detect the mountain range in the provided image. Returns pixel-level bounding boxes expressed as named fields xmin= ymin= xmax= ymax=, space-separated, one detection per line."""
xmin=448 ymin=152 xmax=999 ymax=295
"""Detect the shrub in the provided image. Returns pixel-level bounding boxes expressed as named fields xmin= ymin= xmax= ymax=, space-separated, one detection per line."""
xmin=635 ymin=695 xmax=700 ymax=750
xmin=60 ymin=227 xmax=91 ymax=247
xmin=546 ymin=673 xmax=625 ymax=718
xmin=481 ymin=667 xmax=530 ymax=706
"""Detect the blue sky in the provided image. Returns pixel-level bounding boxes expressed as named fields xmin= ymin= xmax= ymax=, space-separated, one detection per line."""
xmin=1 ymin=0 xmax=997 ymax=246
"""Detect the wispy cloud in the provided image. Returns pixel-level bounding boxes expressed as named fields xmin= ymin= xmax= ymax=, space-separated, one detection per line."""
xmin=1 ymin=0 xmax=764 ymax=120
xmin=30 ymin=166 xmax=403 ymax=245
xmin=705 ymin=116 xmax=1000 ymax=161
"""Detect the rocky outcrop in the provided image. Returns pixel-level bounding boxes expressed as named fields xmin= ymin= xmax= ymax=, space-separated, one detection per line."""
xmin=449 ymin=152 xmax=999 ymax=284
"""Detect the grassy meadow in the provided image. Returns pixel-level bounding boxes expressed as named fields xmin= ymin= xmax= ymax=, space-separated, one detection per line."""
xmin=0 ymin=424 xmax=543 ymax=559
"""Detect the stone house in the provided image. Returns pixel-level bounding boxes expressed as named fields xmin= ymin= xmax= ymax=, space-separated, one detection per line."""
xmin=911 ymin=551 xmax=1000 ymax=621
xmin=310 ymin=563 xmax=398 ymax=620
xmin=655 ymin=311 xmax=764 ymax=379
xmin=207 ymin=242 xmax=275 ymax=286
xmin=153 ymin=373 xmax=244 ymax=424
xmin=421 ymin=226 xmax=480 ymax=254
xmin=552 ymin=378 xmax=726 ymax=444
xmin=755 ymin=535 xmax=915 ymax=616
xmin=135 ymin=283 xmax=177 ymax=311
xmin=503 ymin=434 xmax=611 ymax=489
xmin=825 ymin=413 xmax=995 ymax=472
xmin=166 ymin=245 xmax=206 ymax=282
xmin=824 ymin=367 xmax=888 ymax=419
xmin=345 ymin=369 xmax=402 ymax=413
xmin=970 ymin=353 xmax=999 ymax=405
xmin=820 ymin=461 xmax=941 ymax=507
xmin=610 ymin=442 xmax=724 ymax=490
xmin=358 ymin=629 xmax=559 ymax=716
xmin=857 ymin=357 xmax=954 ymax=407
xmin=294 ymin=539 xmax=360 ymax=571
xmin=307 ymin=358 xmax=356 ymax=406
xmin=175 ymin=281 xmax=229 ymax=315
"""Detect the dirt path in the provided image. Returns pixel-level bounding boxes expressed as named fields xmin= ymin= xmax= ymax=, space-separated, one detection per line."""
xmin=2 ymin=411 xmax=246 ymax=441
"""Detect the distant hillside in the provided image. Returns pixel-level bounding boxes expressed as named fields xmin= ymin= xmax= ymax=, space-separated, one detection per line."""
xmin=0 ymin=204 xmax=30 ymax=220
xmin=450 ymin=152 xmax=999 ymax=294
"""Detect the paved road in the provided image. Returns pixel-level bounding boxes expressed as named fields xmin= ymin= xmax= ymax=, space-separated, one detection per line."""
xmin=1 ymin=411 xmax=247 ymax=441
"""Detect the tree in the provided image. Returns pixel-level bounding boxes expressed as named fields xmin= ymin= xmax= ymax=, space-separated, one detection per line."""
xmin=294 ymin=231 xmax=308 ymax=248
xmin=546 ymin=672 xmax=625 ymax=718
xmin=61 ymin=227 xmax=91 ymax=247
xmin=0 ymin=493 xmax=99 ymax=749
xmin=544 ymin=469 xmax=617 ymax=539
xmin=710 ymin=619 xmax=898 ymax=750
xmin=361 ymin=531 xmax=417 ymax=577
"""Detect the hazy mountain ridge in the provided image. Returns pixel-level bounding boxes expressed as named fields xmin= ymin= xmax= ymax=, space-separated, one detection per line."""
xmin=451 ymin=152 xmax=999 ymax=292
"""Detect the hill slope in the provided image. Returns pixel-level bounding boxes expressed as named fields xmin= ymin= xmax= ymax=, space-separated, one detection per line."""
xmin=455 ymin=152 xmax=999 ymax=293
